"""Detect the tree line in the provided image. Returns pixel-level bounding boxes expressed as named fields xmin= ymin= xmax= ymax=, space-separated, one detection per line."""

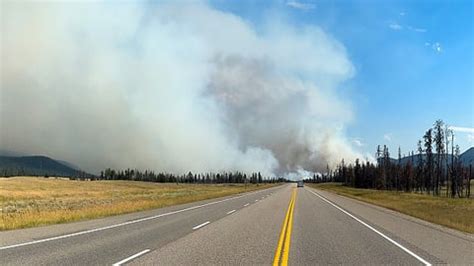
xmin=96 ymin=168 xmax=285 ymax=184
xmin=311 ymin=120 xmax=472 ymax=198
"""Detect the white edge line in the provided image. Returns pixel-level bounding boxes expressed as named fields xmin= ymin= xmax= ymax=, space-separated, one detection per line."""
xmin=244 ymin=203 xmax=250 ymax=207
xmin=0 ymin=187 xmax=278 ymax=251
xmin=112 ymin=249 xmax=150 ymax=266
xmin=226 ymin=210 xmax=236 ymax=215
xmin=306 ymin=189 xmax=431 ymax=266
xmin=192 ymin=221 xmax=210 ymax=230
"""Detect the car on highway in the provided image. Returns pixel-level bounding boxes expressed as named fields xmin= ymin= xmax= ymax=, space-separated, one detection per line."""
xmin=297 ymin=181 xmax=304 ymax=187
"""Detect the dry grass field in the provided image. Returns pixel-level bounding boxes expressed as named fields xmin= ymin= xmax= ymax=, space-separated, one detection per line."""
xmin=309 ymin=183 xmax=474 ymax=233
xmin=0 ymin=176 xmax=276 ymax=230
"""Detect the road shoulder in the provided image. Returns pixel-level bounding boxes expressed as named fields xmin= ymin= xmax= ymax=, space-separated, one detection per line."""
xmin=307 ymin=187 xmax=474 ymax=265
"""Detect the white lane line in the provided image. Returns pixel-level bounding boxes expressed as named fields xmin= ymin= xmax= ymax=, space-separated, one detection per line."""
xmin=226 ymin=210 xmax=236 ymax=215
xmin=306 ymin=189 xmax=431 ymax=266
xmin=192 ymin=221 xmax=210 ymax=230
xmin=112 ymin=249 xmax=150 ymax=266
xmin=0 ymin=187 xmax=279 ymax=251
xmin=255 ymin=199 xmax=259 ymax=202
xmin=244 ymin=203 xmax=250 ymax=207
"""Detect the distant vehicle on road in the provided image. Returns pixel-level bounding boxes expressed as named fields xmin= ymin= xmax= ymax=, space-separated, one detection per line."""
xmin=297 ymin=181 xmax=304 ymax=187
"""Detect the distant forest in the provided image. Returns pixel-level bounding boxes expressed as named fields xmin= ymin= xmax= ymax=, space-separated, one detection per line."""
xmin=308 ymin=120 xmax=472 ymax=198
xmin=97 ymin=169 xmax=283 ymax=184
xmin=0 ymin=155 xmax=282 ymax=183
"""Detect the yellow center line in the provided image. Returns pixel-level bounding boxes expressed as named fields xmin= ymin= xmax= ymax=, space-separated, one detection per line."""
xmin=281 ymin=190 xmax=296 ymax=265
xmin=273 ymin=188 xmax=297 ymax=266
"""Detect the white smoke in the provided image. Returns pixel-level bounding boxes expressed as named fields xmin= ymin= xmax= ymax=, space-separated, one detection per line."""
xmin=1 ymin=1 xmax=362 ymax=176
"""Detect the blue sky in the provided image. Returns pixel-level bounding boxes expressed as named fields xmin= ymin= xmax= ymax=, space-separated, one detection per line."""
xmin=211 ymin=0 xmax=474 ymax=156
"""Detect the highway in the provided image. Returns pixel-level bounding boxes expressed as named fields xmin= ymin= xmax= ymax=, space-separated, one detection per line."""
xmin=1 ymin=184 xmax=472 ymax=265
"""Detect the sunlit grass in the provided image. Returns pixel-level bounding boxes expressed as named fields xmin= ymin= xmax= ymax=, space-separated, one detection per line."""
xmin=0 ymin=176 xmax=276 ymax=230
xmin=309 ymin=183 xmax=474 ymax=234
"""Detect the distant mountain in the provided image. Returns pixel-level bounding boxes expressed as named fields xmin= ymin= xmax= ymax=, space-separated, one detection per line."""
xmin=460 ymin=147 xmax=474 ymax=166
xmin=55 ymin=159 xmax=81 ymax=170
xmin=0 ymin=155 xmax=92 ymax=177
xmin=395 ymin=154 xmax=453 ymax=167
xmin=387 ymin=147 xmax=474 ymax=167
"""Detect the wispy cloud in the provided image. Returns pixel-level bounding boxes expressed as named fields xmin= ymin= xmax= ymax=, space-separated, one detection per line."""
xmin=408 ymin=26 xmax=427 ymax=33
xmin=468 ymin=134 xmax=474 ymax=143
xmin=389 ymin=22 xmax=402 ymax=30
xmin=384 ymin=133 xmax=392 ymax=142
xmin=286 ymin=1 xmax=316 ymax=10
xmin=388 ymin=20 xmax=427 ymax=33
xmin=432 ymin=42 xmax=442 ymax=53
xmin=425 ymin=42 xmax=443 ymax=53
xmin=450 ymin=126 xmax=474 ymax=133
xmin=352 ymin=138 xmax=364 ymax=147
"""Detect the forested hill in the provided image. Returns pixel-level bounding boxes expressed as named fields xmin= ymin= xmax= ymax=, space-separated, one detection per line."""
xmin=0 ymin=155 xmax=92 ymax=177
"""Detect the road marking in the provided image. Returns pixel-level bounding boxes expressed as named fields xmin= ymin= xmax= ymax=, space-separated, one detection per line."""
xmin=227 ymin=210 xmax=236 ymax=215
xmin=112 ymin=249 xmax=150 ymax=266
xmin=244 ymin=203 xmax=250 ymax=207
xmin=255 ymin=199 xmax=259 ymax=202
xmin=282 ymin=191 xmax=296 ymax=265
xmin=306 ymin=189 xmax=431 ymax=266
xmin=273 ymin=188 xmax=297 ymax=266
xmin=192 ymin=221 xmax=210 ymax=230
xmin=0 ymin=187 xmax=280 ymax=251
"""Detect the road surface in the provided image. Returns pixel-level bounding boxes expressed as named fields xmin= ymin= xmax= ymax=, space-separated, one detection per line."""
xmin=1 ymin=184 xmax=472 ymax=265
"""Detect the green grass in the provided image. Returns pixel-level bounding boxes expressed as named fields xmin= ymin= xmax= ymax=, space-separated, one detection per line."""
xmin=308 ymin=183 xmax=474 ymax=234
xmin=0 ymin=176 xmax=277 ymax=230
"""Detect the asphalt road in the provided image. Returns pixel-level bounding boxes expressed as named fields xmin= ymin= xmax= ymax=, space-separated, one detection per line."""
xmin=1 ymin=184 xmax=472 ymax=265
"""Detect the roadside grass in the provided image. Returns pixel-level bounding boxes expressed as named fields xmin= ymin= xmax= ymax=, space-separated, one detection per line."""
xmin=308 ymin=183 xmax=474 ymax=234
xmin=0 ymin=176 xmax=276 ymax=231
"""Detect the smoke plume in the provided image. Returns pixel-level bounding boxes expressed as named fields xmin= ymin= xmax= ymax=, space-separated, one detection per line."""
xmin=1 ymin=2 xmax=362 ymax=176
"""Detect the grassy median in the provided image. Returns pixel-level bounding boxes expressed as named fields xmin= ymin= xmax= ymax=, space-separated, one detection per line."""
xmin=0 ymin=176 xmax=276 ymax=231
xmin=308 ymin=183 xmax=474 ymax=234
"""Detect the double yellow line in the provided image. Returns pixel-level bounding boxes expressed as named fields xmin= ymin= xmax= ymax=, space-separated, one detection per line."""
xmin=273 ymin=188 xmax=297 ymax=266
